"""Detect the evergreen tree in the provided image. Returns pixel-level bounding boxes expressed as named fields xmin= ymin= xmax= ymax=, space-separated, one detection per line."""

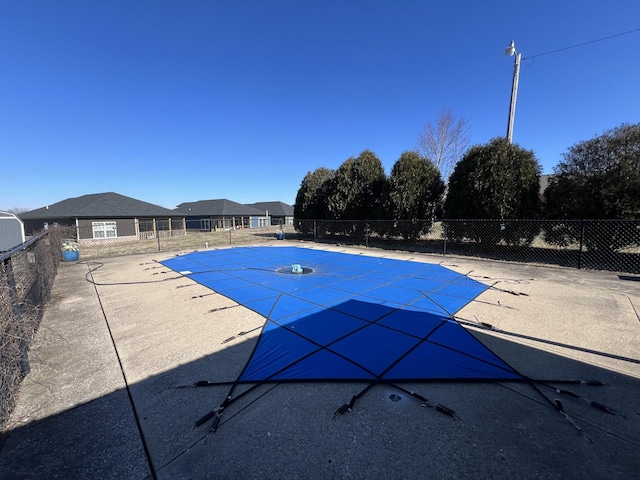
xmin=444 ymin=137 xmax=541 ymax=244
xmin=544 ymin=123 xmax=640 ymax=252
xmin=293 ymin=167 xmax=334 ymax=233
xmin=325 ymin=150 xmax=387 ymax=237
xmin=386 ymin=150 xmax=444 ymax=240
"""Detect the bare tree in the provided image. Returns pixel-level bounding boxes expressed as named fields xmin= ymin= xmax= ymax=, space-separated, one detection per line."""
xmin=5 ymin=207 xmax=30 ymax=214
xmin=417 ymin=107 xmax=470 ymax=181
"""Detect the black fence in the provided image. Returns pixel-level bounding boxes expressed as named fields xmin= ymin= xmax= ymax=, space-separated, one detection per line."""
xmin=294 ymin=219 xmax=640 ymax=274
xmin=17 ymin=220 xmax=638 ymax=275
xmin=0 ymin=226 xmax=73 ymax=435
xmin=69 ymin=221 xmax=292 ymax=259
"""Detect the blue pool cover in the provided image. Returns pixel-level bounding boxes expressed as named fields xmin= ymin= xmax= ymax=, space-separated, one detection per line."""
xmin=161 ymin=246 xmax=522 ymax=384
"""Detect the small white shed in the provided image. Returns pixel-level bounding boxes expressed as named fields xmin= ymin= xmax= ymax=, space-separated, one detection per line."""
xmin=0 ymin=211 xmax=26 ymax=252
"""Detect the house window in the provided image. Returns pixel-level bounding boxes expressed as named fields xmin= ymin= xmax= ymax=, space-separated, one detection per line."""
xmin=92 ymin=221 xmax=117 ymax=239
xmin=258 ymin=217 xmax=269 ymax=228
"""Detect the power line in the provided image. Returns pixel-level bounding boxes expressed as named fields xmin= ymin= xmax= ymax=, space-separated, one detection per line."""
xmin=523 ymin=27 xmax=640 ymax=60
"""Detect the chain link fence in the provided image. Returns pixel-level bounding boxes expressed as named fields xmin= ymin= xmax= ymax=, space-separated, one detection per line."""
xmin=1 ymin=218 xmax=636 ymax=433
xmin=1 ymin=225 xmax=74 ymax=435
xmin=294 ymin=219 xmax=640 ymax=274
xmin=66 ymin=221 xmax=293 ymax=260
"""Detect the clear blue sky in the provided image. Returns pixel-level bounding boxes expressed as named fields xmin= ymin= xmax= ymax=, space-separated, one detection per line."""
xmin=1 ymin=1 xmax=639 ymax=211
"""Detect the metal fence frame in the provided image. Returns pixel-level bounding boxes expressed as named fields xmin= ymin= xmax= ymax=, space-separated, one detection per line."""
xmin=71 ymin=222 xmax=290 ymax=259
xmin=0 ymin=226 xmax=72 ymax=435
xmin=293 ymin=219 xmax=640 ymax=274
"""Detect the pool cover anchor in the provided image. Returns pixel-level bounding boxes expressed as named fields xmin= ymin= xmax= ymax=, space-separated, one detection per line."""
xmin=194 ymin=405 xmax=223 ymax=429
xmin=555 ymin=399 xmax=592 ymax=442
xmin=332 ymin=383 xmax=458 ymax=420
xmin=543 ymin=382 xmax=623 ymax=418
xmin=489 ymin=281 xmax=529 ymax=297
xmin=208 ymin=411 xmax=222 ymax=433
xmin=221 ymin=325 xmax=264 ymax=344
xmin=333 ymin=395 xmax=358 ymax=419
xmin=333 ymin=384 xmax=378 ymax=419
xmin=574 ymin=379 xmax=606 ymax=386
xmin=392 ymin=384 xmax=458 ymax=419
xmin=434 ymin=404 xmax=458 ymax=418
xmin=195 ymin=394 xmax=233 ymax=431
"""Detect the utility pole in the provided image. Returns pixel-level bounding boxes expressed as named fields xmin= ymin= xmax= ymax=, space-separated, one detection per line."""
xmin=505 ymin=40 xmax=521 ymax=144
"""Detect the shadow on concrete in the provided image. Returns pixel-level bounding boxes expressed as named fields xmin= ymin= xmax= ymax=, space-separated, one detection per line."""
xmin=2 ymin=295 xmax=640 ymax=480
xmin=619 ymin=275 xmax=640 ymax=282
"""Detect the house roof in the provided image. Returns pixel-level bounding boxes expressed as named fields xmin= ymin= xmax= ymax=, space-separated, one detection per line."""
xmin=174 ymin=199 xmax=264 ymax=217
xmin=247 ymin=201 xmax=294 ymax=217
xmin=0 ymin=210 xmax=22 ymax=221
xmin=539 ymin=174 xmax=555 ymax=195
xmin=19 ymin=192 xmax=178 ymax=219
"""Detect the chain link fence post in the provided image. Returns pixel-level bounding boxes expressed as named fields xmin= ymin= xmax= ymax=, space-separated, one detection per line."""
xmin=578 ymin=219 xmax=585 ymax=270
xmin=443 ymin=221 xmax=447 ymax=256
xmin=366 ymin=222 xmax=369 ymax=248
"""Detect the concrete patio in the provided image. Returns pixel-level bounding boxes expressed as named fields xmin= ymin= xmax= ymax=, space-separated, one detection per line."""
xmin=1 ymin=242 xmax=639 ymax=479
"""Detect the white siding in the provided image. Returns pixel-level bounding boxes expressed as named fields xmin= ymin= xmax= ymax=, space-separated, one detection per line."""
xmin=0 ymin=212 xmax=26 ymax=251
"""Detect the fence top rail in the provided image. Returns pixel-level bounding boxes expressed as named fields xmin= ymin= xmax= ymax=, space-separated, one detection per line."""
xmin=295 ymin=218 xmax=640 ymax=223
xmin=0 ymin=230 xmax=49 ymax=263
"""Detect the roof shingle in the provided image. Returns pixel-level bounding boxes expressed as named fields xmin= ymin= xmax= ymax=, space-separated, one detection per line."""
xmin=247 ymin=201 xmax=294 ymax=216
xmin=20 ymin=192 xmax=177 ymax=219
xmin=174 ymin=199 xmax=264 ymax=217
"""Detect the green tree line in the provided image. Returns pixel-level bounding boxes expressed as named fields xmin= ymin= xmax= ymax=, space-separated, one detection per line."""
xmin=294 ymin=122 xmax=640 ymax=249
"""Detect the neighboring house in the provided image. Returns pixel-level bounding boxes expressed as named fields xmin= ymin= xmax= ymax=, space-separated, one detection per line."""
xmin=174 ymin=199 xmax=267 ymax=231
xmin=539 ymin=174 xmax=556 ymax=203
xmin=0 ymin=211 xmax=26 ymax=252
xmin=19 ymin=192 xmax=186 ymax=242
xmin=246 ymin=202 xmax=294 ymax=227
